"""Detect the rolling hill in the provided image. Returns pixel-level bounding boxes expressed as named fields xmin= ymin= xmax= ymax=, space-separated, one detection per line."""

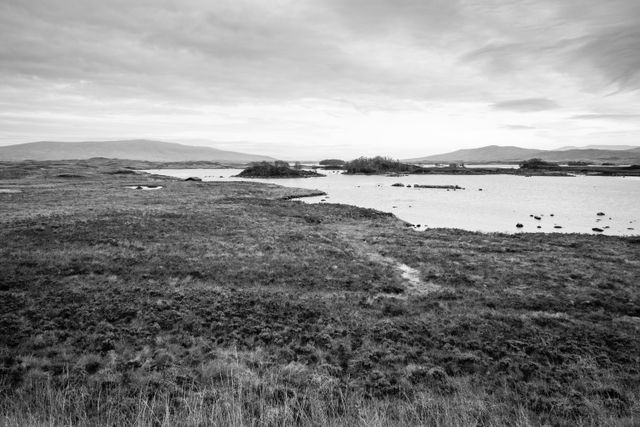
xmin=0 ymin=140 xmax=275 ymax=163
xmin=405 ymin=145 xmax=543 ymax=163
xmin=555 ymin=144 xmax=639 ymax=151
xmin=534 ymin=148 xmax=640 ymax=163
xmin=405 ymin=145 xmax=640 ymax=164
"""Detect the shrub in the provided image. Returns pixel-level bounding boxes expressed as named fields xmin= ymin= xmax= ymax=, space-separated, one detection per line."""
xmin=344 ymin=156 xmax=417 ymax=174
xmin=319 ymin=159 xmax=346 ymax=166
xmin=236 ymin=162 xmax=323 ymax=178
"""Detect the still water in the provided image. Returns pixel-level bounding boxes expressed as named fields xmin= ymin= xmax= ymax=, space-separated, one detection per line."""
xmin=145 ymin=169 xmax=640 ymax=236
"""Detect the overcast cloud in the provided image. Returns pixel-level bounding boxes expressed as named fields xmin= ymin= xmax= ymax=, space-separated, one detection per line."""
xmin=1 ymin=0 xmax=639 ymax=158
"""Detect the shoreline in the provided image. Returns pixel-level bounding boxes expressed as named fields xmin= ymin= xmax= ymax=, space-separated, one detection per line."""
xmin=139 ymin=169 xmax=639 ymax=238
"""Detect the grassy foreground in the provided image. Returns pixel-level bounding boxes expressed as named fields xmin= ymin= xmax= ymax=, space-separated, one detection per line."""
xmin=1 ymin=161 xmax=639 ymax=426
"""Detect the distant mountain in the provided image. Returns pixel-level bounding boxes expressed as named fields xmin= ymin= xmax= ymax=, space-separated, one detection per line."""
xmin=534 ymin=149 xmax=640 ymax=163
xmin=555 ymin=145 xmax=639 ymax=151
xmin=405 ymin=145 xmax=543 ymax=163
xmin=405 ymin=145 xmax=640 ymax=164
xmin=0 ymin=139 xmax=275 ymax=163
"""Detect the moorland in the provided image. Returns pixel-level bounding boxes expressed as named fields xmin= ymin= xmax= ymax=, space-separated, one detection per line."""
xmin=1 ymin=159 xmax=639 ymax=426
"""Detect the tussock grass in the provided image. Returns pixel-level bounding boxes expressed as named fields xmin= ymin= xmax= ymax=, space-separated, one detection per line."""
xmin=1 ymin=359 xmax=533 ymax=427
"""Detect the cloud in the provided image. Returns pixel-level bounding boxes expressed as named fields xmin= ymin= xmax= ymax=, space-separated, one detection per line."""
xmin=0 ymin=0 xmax=640 ymax=156
xmin=492 ymin=99 xmax=559 ymax=112
xmin=504 ymin=125 xmax=536 ymax=130
xmin=461 ymin=0 xmax=640 ymax=92
xmin=570 ymin=114 xmax=640 ymax=120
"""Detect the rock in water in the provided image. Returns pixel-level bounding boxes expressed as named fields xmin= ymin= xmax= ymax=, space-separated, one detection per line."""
xmin=516 ymin=223 xmax=524 ymax=228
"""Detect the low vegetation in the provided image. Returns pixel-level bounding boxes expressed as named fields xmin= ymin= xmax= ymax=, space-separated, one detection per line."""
xmin=236 ymin=161 xmax=324 ymax=178
xmin=1 ymin=160 xmax=639 ymax=426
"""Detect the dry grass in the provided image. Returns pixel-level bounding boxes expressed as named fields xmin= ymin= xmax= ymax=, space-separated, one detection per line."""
xmin=1 ymin=350 xmax=534 ymax=427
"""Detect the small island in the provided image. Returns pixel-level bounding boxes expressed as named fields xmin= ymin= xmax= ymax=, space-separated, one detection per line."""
xmin=344 ymin=156 xmax=421 ymax=174
xmin=235 ymin=161 xmax=325 ymax=178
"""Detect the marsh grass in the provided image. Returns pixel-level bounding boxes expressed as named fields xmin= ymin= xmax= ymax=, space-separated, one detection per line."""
xmin=3 ymin=359 xmax=635 ymax=426
xmin=1 ymin=356 xmax=533 ymax=427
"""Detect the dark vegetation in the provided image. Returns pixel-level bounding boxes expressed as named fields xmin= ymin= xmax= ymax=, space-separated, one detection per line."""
xmin=236 ymin=161 xmax=324 ymax=178
xmin=319 ymin=159 xmax=345 ymax=166
xmin=344 ymin=156 xmax=421 ymax=174
xmin=317 ymin=159 xmax=346 ymax=170
xmin=1 ymin=160 xmax=639 ymax=425
xmin=520 ymin=158 xmax=560 ymax=169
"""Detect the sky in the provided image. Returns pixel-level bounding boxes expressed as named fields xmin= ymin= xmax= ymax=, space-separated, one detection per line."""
xmin=1 ymin=0 xmax=639 ymax=160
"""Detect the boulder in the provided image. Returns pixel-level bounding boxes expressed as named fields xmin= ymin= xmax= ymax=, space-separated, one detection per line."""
xmin=391 ymin=183 xmax=405 ymax=187
xmin=592 ymin=227 xmax=604 ymax=232
xmin=516 ymin=223 xmax=524 ymax=228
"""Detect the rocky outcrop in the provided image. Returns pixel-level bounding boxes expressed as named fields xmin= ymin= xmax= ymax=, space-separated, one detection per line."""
xmin=413 ymin=184 xmax=464 ymax=190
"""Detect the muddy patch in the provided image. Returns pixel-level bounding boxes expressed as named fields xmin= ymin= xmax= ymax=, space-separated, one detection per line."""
xmin=348 ymin=240 xmax=441 ymax=299
xmin=397 ymin=263 xmax=441 ymax=296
